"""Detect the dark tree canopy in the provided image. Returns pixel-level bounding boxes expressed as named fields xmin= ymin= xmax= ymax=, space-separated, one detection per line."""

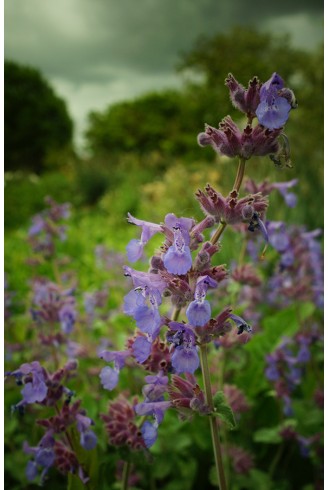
xmin=5 ymin=60 xmax=74 ymax=173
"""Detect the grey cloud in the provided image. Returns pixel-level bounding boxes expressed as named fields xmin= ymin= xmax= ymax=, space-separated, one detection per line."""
xmin=5 ymin=0 xmax=323 ymax=84
xmin=5 ymin=0 xmax=323 ymax=149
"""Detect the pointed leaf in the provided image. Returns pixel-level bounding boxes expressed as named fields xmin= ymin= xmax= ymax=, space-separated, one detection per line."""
xmin=213 ymin=391 xmax=237 ymax=430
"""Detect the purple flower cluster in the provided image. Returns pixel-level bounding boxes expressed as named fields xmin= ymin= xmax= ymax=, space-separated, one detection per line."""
xmin=134 ymin=372 xmax=171 ymax=448
xmin=101 ymin=395 xmax=146 ymax=450
xmin=265 ymin=329 xmax=322 ymax=416
xmin=6 ymin=360 xmax=97 ymax=484
xmin=31 ymin=279 xmax=77 ymax=335
xmin=168 ymin=373 xmax=210 ymax=419
xmin=265 ymin=224 xmax=324 ymax=309
xmin=198 ymin=73 xmax=296 ymax=160
xmin=28 ymin=196 xmax=70 ymax=257
xmin=99 ymin=209 xmax=252 ymax=390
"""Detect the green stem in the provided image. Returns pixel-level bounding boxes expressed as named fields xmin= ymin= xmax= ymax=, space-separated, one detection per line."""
xmin=268 ymin=443 xmax=285 ymax=480
xmin=121 ymin=461 xmax=131 ymax=490
xmin=200 ymin=344 xmax=227 ymax=490
xmin=171 ymin=306 xmax=182 ymax=321
xmin=210 ymin=222 xmax=227 ymax=246
xmin=232 ymin=158 xmax=246 ymax=193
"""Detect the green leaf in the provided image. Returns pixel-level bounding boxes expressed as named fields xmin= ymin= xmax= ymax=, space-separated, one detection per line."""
xmin=67 ymin=473 xmax=86 ymax=490
xmin=253 ymin=427 xmax=282 ymax=444
xmin=213 ymin=391 xmax=237 ymax=430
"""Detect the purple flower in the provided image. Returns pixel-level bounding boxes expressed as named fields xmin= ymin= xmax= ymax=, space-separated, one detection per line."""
xmin=267 ymin=221 xmax=290 ymax=253
xmin=272 ymin=179 xmax=298 ymax=208
xmin=58 ymin=302 xmax=76 ymax=334
xmin=225 ymin=73 xmax=261 ymax=115
xmin=197 ymin=117 xmax=282 ymax=159
xmin=256 ymin=73 xmax=294 ymax=129
xmin=123 ymin=266 xmax=168 ymax=293
xmin=126 ymin=213 xmax=162 ymax=262
xmin=26 ymin=461 xmax=38 ymax=481
xmin=134 ymin=400 xmax=171 ymax=422
xmin=297 ymin=342 xmax=311 ymax=364
xmin=9 ymin=362 xmax=48 ymax=405
xmin=76 ymin=414 xmax=98 ymax=450
xmin=123 ymin=286 xmax=162 ymax=336
xmin=196 ymin=185 xmax=268 ymax=225
xmin=163 ymin=225 xmax=192 ymax=275
xmin=265 ymin=359 xmax=280 ymax=381
xmin=99 ymin=366 xmax=119 ymax=391
xmin=99 ymin=349 xmax=130 ymax=391
xmin=167 ymin=323 xmax=199 ymax=374
xmin=23 ymin=431 xmax=55 ymax=483
xmin=99 ymin=350 xmax=130 ymax=369
xmin=297 ymin=436 xmax=312 ymax=458
xmin=186 ymin=275 xmax=217 ymax=327
xmin=141 ymin=420 xmax=158 ymax=448
xmin=134 ymin=372 xmax=170 ymax=447
xmin=132 ymin=336 xmax=152 ymax=363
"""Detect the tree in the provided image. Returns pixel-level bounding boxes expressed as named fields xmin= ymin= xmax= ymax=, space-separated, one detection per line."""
xmin=5 ymin=60 xmax=73 ymax=173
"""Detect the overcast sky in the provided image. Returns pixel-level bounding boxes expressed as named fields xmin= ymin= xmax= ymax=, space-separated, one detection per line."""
xmin=5 ymin=0 xmax=323 ymax=150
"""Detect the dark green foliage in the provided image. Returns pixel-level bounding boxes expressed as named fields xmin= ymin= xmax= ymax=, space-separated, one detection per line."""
xmin=5 ymin=60 xmax=73 ymax=173
xmin=84 ymin=27 xmax=323 ymax=229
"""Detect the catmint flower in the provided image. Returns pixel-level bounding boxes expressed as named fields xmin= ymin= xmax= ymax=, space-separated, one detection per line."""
xmin=99 ymin=350 xmax=130 ymax=391
xmin=296 ymin=338 xmax=311 ymax=364
xmin=8 ymin=362 xmax=48 ymax=406
xmin=168 ymin=374 xmax=210 ymax=418
xmin=256 ymin=72 xmax=296 ymax=129
xmin=167 ymin=322 xmax=199 ymax=374
xmin=99 ymin=366 xmax=119 ymax=391
xmin=58 ymin=302 xmax=76 ymax=334
xmin=245 ymin=177 xmax=298 ymax=208
xmin=265 ymin=355 xmax=280 ymax=381
xmin=227 ymin=445 xmax=254 ymax=475
xmin=271 ymin=179 xmax=298 ymax=208
xmin=76 ymin=414 xmax=98 ymax=450
xmin=141 ymin=421 xmax=158 ymax=448
xmin=134 ymin=399 xmax=171 ymax=421
xmin=163 ymin=225 xmax=192 ymax=275
xmin=225 ymin=73 xmax=261 ymax=116
xmin=23 ymin=431 xmax=55 ymax=484
xmin=197 ymin=116 xmax=282 ymax=159
xmin=134 ymin=373 xmax=170 ymax=448
xmin=186 ymin=275 xmax=217 ymax=327
xmin=195 ymin=307 xmax=233 ymax=344
xmin=126 ymin=213 xmax=162 ymax=262
xmin=132 ymin=335 xmax=152 ymax=363
xmin=266 ymin=221 xmax=290 ymax=253
xmin=123 ymin=266 xmax=168 ymax=293
xmin=140 ymin=337 xmax=171 ymax=374
xmin=28 ymin=197 xmax=70 ymax=256
xmin=196 ymin=185 xmax=268 ymax=226
xmin=124 ymin=286 xmax=162 ymax=337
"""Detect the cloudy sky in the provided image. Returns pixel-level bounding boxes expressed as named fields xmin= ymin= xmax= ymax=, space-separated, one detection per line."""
xmin=5 ymin=0 xmax=323 ymax=150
